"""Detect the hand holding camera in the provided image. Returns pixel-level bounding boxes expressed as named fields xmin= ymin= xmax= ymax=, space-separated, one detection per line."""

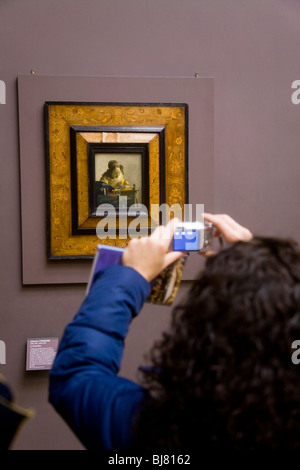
xmin=203 ymin=213 xmax=253 ymax=243
xmin=122 ymin=218 xmax=184 ymax=282
xmin=172 ymin=213 xmax=253 ymax=254
xmin=123 ymin=213 xmax=253 ymax=282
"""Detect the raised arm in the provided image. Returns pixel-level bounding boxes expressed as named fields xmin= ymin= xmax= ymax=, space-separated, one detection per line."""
xmin=49 ymin=218 xmax=182 ymax=450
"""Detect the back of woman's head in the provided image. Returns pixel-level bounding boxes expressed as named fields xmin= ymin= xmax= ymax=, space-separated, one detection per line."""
xmin=134 ymin=237 xmax=300 ymax=450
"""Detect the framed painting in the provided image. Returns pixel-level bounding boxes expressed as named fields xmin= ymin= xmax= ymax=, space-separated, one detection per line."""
xmin=45 ymin=102 xmax=188 ymax=259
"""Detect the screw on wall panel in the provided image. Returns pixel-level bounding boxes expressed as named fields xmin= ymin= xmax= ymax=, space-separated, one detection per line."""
xmin=195 ymin=72 xmax=200 ymax=77
xmin=31 ymin=70 xmax=36 ymax=75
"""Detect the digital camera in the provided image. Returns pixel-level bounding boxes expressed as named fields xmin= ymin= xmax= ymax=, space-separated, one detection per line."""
xmin=172 ymin=221 xmax=214 ymax=252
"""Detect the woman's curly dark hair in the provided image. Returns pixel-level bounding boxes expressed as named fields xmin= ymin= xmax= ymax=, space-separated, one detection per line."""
xmin=132 ymin=237 xmax=300 ymax=450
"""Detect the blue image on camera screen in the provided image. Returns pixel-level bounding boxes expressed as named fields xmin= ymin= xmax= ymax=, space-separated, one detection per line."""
xmin=173 ymin=229 xmax=200 ymax=251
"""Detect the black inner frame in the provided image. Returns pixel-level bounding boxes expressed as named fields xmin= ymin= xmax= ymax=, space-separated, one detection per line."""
xmin=69 ymin=125 xmax=167 ymax=236
xmin=88 ymin=142 xmax=149 ymax=217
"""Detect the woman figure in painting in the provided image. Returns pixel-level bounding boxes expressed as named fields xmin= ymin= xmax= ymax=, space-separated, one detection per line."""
xmin=100 ymin=160 xmax=130 ymax=189
xmin=97 ymin=159 xmax=136 ymax=208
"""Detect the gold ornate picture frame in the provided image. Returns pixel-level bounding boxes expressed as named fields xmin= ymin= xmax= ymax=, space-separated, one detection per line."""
xmin=45 ymin=102 xmax=188 ymax=259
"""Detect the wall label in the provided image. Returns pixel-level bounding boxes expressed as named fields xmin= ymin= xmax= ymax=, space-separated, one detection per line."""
xmin=26 ymin=338 xmax=59 ymax=371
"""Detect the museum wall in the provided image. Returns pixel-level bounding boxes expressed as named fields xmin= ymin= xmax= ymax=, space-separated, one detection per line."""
xmin=0 ymin=0 xmax=299 ymax=450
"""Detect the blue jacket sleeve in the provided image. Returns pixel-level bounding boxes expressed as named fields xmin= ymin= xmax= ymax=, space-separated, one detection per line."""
xmin=48 ymin=265 xmax=151 ymax=450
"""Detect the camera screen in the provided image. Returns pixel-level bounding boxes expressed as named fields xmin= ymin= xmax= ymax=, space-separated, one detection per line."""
xmin=173 ymin=228 xmax=200 ymax=251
